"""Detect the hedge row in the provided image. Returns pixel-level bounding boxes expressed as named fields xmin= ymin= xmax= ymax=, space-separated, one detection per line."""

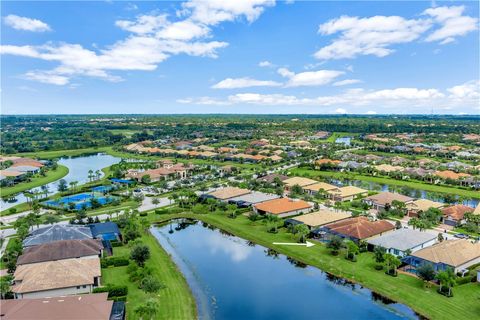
xmin=93 ymin=285 xmax=128 ymax=297
xmin=101 ymin=256 xmax=130 ymax=268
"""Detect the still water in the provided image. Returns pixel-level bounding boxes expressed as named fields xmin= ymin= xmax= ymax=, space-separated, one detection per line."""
xmin=1 ymin=153 xmax=121 ymax=210
xmin=152 ymin=220 xmax=419 ymax=320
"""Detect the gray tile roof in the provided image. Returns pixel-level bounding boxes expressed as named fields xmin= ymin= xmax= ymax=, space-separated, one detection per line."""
xmin=23 ymin=225 xmax=93 ymax=247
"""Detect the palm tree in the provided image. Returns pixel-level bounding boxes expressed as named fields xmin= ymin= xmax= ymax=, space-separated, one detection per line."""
xmin=345 ymin=240 xmax=359 ymax=261
xmin=294 ymin=224 xmax=310 ymax=243
xmin=384 ymin=253 xmax=401 ymax=276
xmin=95 ymin=170 xmax=102 ymax=180
xmin=88 ymin=169 xmax=94 ymax=182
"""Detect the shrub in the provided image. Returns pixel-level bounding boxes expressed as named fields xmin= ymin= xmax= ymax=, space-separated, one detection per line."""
xmin=155 ymin=209 xmax=168 ymax=215
xmin=139 ymin=212 xmax=147 ymax=217
xmin=374 ymin=263 xmax=384 ymax=271
xmin=101 ymin=256 xmax=130 ymax=268
xmin=110 ymin=241 xmax=124 ymax=247
xmin=93 ymin=285 xmax=128 ymax=297
xmin=140 ymin=275 xmax=164 ymax=293
xmin=109 ymin=296 xmax=127 ymax=302
xmin=455 ymin=275 xmax=474 ymax=286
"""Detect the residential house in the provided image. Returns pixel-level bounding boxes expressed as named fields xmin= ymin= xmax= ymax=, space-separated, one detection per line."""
xmin=302 ymin=182 xmax=339 ymax=196
xmin=327 ymin=186 xmax=369 ymax=202
xmin=257 ymin=173 xmax=289 ymax=184
xmin=22 ymin=225 xmax=93 ymax=248
xmin=17 ymin=239 xmax=103 ymax=266
xmin=12 ymin=258 xmax=101 ymax=299
xmin=286 ymin=209 xmax=350 ymax=230
xmin=317 ymin=217 xmax=395 ymax=242
xmin=435 ymin=170 xmax=471 ymax=181
xmin=282 ymin=177 xmax=318 ymax=192
xmin=253 ymin=198 xmax=312 ymax=218
xmin=367 ymin=229 xmax=437 ymax=257
xmin=204 ymin=187 xmax=251 ymax=201
xmin=227 ymin=191 xmax=280 ymax=208
xmin=403 ymin=240 xmax=480 ymax=273
xmin=363 ymin=192 xmax=414 ymax=211
xmin=441 ymin=205 xmax=475 ymax=226
xmin=406 ymin=199 xmax=445 ymax=217
xmin=0 ymin=293 xmax=125 ymax=320
xmin=375 ymin=164 xmax=404 ymax=173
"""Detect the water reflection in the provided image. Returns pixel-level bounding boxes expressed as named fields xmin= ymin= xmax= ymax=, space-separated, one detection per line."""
xmin=206 ymin=233 xmax=253 ymax=262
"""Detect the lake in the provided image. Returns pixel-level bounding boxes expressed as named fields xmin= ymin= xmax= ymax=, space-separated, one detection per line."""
xmin=0 ymin=153 xmax=121 ymax=210
xmin=152 ymin=220 xmax=419 ymax=320
xmin=335 ymin=137 xmax=352 ymax=146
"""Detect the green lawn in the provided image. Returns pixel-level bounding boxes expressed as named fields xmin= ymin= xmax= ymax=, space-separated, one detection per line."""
xmin=102 ymin=234 xmax=196 ymax=320
xmin=0 ymin=165 xmax=69 ymax=198
xmin=150 ymin=212 xmax=479 ymax=320
xmin=290 ymin=168 xmax=480 ymax=199
xmin=14 ymin=147 xmax=111 ymax=160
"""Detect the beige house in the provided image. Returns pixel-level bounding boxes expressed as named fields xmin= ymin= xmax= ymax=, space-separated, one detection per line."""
xmin=287 ymin=209 xmax=350 ymax=229
xmin=406 ymin=199 xmax=445 ymax=217
xmin=363 ymin=192 xmax=414 ymax=211
xmin=283 ymin=177 xmax=318 ymax=192
xmin=253 ymin=198 xmax=312 ymax=218
xmin=327 ymin=186 xmax=369 ymax=202
xmin=302 ymin=182 xmax=339 ymax=196
xmin=12 ymin=258 xmax=101 ymax=299
xmin=206 ymin=187 xmax=251 ymax=201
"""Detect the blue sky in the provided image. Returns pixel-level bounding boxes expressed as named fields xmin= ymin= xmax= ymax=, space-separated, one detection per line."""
xmin=1 ymin=0 xmax=479 ymax=115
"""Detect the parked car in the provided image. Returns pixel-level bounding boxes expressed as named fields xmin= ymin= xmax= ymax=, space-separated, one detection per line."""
xmin=454 ymin=233 xmax=469 ymax=239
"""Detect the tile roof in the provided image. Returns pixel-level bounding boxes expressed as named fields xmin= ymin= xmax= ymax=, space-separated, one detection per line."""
xmin=291 ymin=209 xmax=350 ymax=227
xmin=0 ymin=293 xmax=113 ymax=320
xmin=412 ymin=240 xmax=480 ymax=267
xmin=17 ymin=239 xmax=103 ymax=265
xmin=364 ymin=192 xmax=414 ymax=206
xmin=406 ymin=199 xmax=445 ymax=212
xmin=283 ymin=177 xmax=318 ymax=187
xmin=208 ymin=187 xmax=251 ymax=200
xmin=302 ymin=182 xmax=339 ymax=192
xmin=324 ymin=217 xmax=395 ymax=240
xmin=254 ymin=197 xmax=311 ymax=215
xmin=441 ymin=205 xmax=475 ymax=221
xmin=22 ymin=225 xmax=93 ymax=248
xmin=328 ymin=186 xmax=368 ymax=198
xmin=13 ymin=258 xmax=101 ymax=294
xmin=257 ymin=173 xmax=288 ymax=183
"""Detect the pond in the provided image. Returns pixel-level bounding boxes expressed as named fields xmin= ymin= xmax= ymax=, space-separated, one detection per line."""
xmin=335 ymin=136 xmax=352 ymax=146
xmin=152 ymin=220 xmax=420 ymax=320
xmin=328 ymin=178 xmax=479 ymax=208
xmin=1 ymin=153 xmax=121 ymax=210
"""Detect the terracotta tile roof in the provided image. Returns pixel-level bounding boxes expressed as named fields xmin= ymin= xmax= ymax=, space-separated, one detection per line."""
xmin=208 ymin=187 xmax=251 ymax=200
xmin=325 ymin=217 xmax=395 ymax=240
xmin=292 ymin=209 xmax=350 ymax=227
xmin=12 ymin=258 xmax=101 ymax=294
xmin=406 ymin=199 xmax=445 ymax=212
xmin=17 ymin=239 xmax=103 ymax=265
xmin=0 ymin=170 xmax=24 ymax=177
xmin=441 ymin=205 xmax=475 ymax=221
xmin=375 ymin=164 xmax=404 ymax=173
xmin=475 ymin=205 xmax=480 ymax=215
xmin=254 ymin=197 xmax=311 ymax=215
xmin=0 ymin=293 xmax=113 ymax=320
xmin=364 ymin=192 xmax=413 ymax=206
xmin=412 ymin=240 xmax=480 ymax=267
xmin=328 ymin=186 xmax=368 ymax=198
xmin=302 ymin=182 xmax=338 ymax=192
xmin=435 ymin=170 xmax=471 ymax=180
xmin=315 ymin=159 xmax=341 ymax=165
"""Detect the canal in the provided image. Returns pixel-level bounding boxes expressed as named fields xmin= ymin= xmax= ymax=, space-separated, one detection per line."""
xmin=152 ymin=220 xmax=419 ymax=320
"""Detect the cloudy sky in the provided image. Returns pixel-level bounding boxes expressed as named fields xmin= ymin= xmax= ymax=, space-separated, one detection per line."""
xmin=1 ymin=0 xmax=479 ymax=115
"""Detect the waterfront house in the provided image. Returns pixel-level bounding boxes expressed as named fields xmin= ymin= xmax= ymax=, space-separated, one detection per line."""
xmin=367 ymin=229 xmax=437 ymax=257
xmin=327 ymin=186 xmax=369 ymax=202
xmin=406 ymin=199 xmax=445 ymax=217
xmin=204 ymin=187 xmax=251 ymax=201
xmin=363 ymin=192 xmax=414 ymax=211
xmin=227 ymin=191 xmax=280 ymax=208
xmin=12 ymin=258 xmax=101 ymax=299
xmin=441 ymin=205 xmax=475 ymax=226
xmin=317 ymin=216 xmax=395 ymax=242
xmin=302 ymin=182 xmax=339 ymax=196
xmin=403 ymin=240 xmax=480 ymax=274
xmin=17 ymin=239 xmax=103 ymax=266
xmin=257 ymin=173 xmax=289 ymax=184
xmin=253 ymin=198 xmax=312 ymax=218
xmin=282 ymin=177 xmax=318 ymax=192
xmin=374 ymin=164 xmax=404 ymax=173
xmin=0 ymin=293 xmax=125 ymax=320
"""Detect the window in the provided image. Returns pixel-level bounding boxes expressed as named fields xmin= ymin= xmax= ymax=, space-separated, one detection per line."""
xmin=82 ymin=285 xmax=87 ymax=288
xmin=76 ymin=286 xmax=80 ymax=289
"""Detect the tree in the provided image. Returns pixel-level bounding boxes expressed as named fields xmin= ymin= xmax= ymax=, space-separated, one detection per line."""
xmin=141 ymin=174 xmax=151 ymax=184
xmin=294 ymin=224 xmax=310 ymax=243
xmin=44 ymin=214 xmax=60 ymax=225
xmin=58 ymin=179 xmax=68 ymax=192
xmin=395 ymin=220 xmax=402 ymax=229
xmin=131 ymin=243 xmax=150 ymax=267
xmin=135 ymin=298 xmax=158 ymax=320
xmin=436 ymin=268 xmax=456 ymax=297
xmin=437 ymin=233 xmax=444 ymax=242
xmin=345 ymin=240 xmax=359 ymax=261
xmin=266 ymin=214 xmax=280 ymax=233
xmin=140 ymin=276 xmax=164 ymax=293
xmin=417 ymin=263 xmax=435 ymax=286
xmin=152 ymin=198 xmax=160 ymax=205
xmin=327 ymin=236 xmax=344 ymax=255
xmin=384 ymin=253 xmax=401 ymax=276
xmin=374 ymin=246 xmax=386 ymax=263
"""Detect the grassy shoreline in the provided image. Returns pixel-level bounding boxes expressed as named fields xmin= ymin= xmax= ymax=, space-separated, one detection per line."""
xmin=0 ymin=165 xmax=69 ymax=198
xmin=290 ymin=168 xmax=480 ymax=199
xmin=102 ymin=232 xmax=197 ymax=320
xmin=13 ymin=147 xmax=111 ymax=160
xmin=150 ymin=212 xmax=479 ymax=320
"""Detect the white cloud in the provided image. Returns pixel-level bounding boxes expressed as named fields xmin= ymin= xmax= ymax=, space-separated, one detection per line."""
xmin=258 ymin=60 xmax=273 ymax=67
xmin=366 ymin=110 xmax=377 ymax=114
xmin=4 ymin=14 xmax=51 ymax=32
xmin=315 ymin=15 xmax=431 ymax=60
xmin=333 ymin=79 xmax=362 ymax=86
xmin=278 ymin=68 xmax=344 ymax=87
xmin=1 ymin=0 xmax=275 ymax=85
xmin=423 ymin=6 xmax=478 ymax=44
xmin=447 ymin=80 xmax=480 ymax=99
xmin=314 ymin=6 xmax=478 ymax=60
xmin=212 ymin=77 xmax=281 ymax=89
xmin=335 ymin=108 xmax=347 ymax=114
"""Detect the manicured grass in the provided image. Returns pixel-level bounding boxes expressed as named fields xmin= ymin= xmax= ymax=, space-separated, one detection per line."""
xmin=151 ymin=212 xmax=480 ymax=320
xmin=0 ymin=202 xmax=31 ymax=217
xmin=14 ymin=147 xmax=111 ymax=160
xmin=0 ymin=165 xmax=69 ymax=198
xmin=290 ymin=168 xmax=480 ymax=199
xmin=102 ymin=233 xmax=197 ymax=320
